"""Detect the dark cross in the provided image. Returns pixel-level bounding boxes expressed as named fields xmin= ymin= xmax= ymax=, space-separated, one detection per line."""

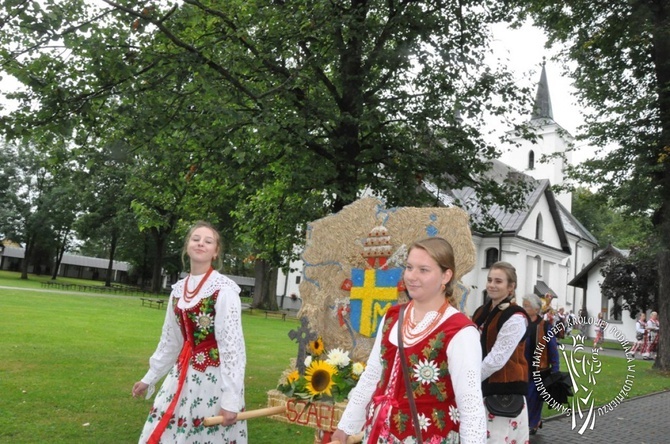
xmin=288 ymin=316 xmax=318 ymax=375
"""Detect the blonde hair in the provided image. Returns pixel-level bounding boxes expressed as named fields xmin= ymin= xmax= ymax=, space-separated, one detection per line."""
xmin=488 ymin=261 xmax=517 ymax=298
xmin=181 ymin=221 xmax=223 ymax=271
xmin=407 ymin=237 xmax=457 ymax=306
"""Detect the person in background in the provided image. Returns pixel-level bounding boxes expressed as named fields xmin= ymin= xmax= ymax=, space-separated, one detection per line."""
xmin=555 ymin=307 xmax=567 ymax=339
xmin=132 ymin=221 xmax=247 ymax=444
xmin=522 ymin=294 xmax=560 ymax=435
xmin=566 ymin=310 xmax=577 ymax=337
xmin=331 ymin=237 xmax=486 ymax=444
xmin=472 ymin=261 xmax=530 ymax=443
xmin=631 ymin=312 xmax=647 ymax=358
xmin=593 ymin=312 xmax=606 ymax=352
xmin=643 ymin=311 xmax=660 ymax=360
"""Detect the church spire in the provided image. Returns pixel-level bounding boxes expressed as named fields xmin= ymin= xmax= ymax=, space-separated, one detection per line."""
xmin=531 ymin=59 xmax=554 ymax=121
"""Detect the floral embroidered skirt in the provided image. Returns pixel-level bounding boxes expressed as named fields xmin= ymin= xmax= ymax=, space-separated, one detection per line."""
xmin=484 ymin=397 xmax=529 ymax=443
xmin=138 ymin=364 xmax=247 ymax=444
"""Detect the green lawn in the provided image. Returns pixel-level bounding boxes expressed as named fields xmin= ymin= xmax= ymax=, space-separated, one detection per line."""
xmin=1 ymin=272 xmax=668 ymax=442
xmin=0 ymin=279 xmax=314 ymax=443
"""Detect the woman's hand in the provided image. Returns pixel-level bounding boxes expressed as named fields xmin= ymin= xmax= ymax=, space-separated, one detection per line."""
xmin=132 ymin=381 xmax=148 ymax=398
xmin=217 ymin=408 xmax=238 ymax=426
xmin=330 ymin=429 xmax=349 ymax=444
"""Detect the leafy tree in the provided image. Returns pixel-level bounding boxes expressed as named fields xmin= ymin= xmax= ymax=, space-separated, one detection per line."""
xmin=1 ymin=1 xmax=534 ymax=302
xmin=0 ymin=138 xmax=74 ymax=279
xmin=572 ymin=187 xmax=653 ymax=249
xmin=601 ymin=249 xmax=658 ymax=320
xmin=515 ymin=0 xmax=670 ymax=369
xmin=75 ymin=139 xmax=137 ymax=286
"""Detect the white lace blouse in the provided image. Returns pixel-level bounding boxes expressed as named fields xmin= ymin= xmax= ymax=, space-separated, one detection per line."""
xmin=480 ymin=312 xmax=528 ymax=381
xmin=337 ymin=305 xmax=487 ymax=443
xmin=139 ymin=271 xmax=246 ymax=412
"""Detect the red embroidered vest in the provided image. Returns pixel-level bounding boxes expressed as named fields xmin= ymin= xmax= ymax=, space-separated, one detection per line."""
xmin=366 ymin=304 xmax=474 ymax=441
xmin=173 ymin=290 xmax=220 ymax=372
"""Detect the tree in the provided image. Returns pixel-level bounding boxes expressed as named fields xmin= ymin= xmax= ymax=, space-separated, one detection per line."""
xmin=0 ymin=138 xmax=75 ymax=279
xmin=75 ymin=139 xmax=137 ymax=287
xmin=2 ymin=1 xmax=533 ymax=298
xmin=601 ymin=249 xmax=658 ymax=320
xmin=572 ymin=187 xmax=653 ymax=249
xmin=516 ymin=0 xmax=670 ymax=370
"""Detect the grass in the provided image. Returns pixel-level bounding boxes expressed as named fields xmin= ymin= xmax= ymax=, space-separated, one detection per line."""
xmin=0 ymin=275 xmax=314 ymax=444
xmin=1 ymin=271 xmax=668 ymax=442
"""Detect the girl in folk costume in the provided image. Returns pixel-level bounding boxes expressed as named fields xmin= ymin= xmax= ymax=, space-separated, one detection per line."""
xmin=522 ymin=294 xmax=560 ymax=435
xmin=472 ymin=261 xmax=530 ymax=443
xmin=132 ymin=221 xmax=247 ymax=444
xmin=631 ymin=312 xmax=647 ymax=357
xmin=643 ymin=311 xmax=660 ymax=360
xmin=332 ymin=237 xmax=486 ymax=444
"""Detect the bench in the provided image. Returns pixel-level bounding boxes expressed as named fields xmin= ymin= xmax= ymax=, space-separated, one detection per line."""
xmin=264 ymin=310 xmax=287 ymax=321
xmin=140 ymin=298 xmax=165 ymax=309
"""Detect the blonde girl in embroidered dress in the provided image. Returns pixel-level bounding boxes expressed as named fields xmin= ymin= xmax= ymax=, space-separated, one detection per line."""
xmin=332 ymin=237 xmax=487 ymax=444
xmin=132 ymin=221 xmax=247 ymax=444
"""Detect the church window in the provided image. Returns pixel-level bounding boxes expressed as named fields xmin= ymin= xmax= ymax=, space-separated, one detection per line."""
xmin=485 ymin=248 xmax=499 ymax=268
xmin=528 ymin=150 xmax=535 ymax=170
xmin=535 ymin=214 xmax=543 ymax=241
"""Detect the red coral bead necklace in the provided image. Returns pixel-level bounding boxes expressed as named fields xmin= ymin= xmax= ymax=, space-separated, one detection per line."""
xmin=402 ymin=299 xmax=450 ymax=342
xmin=183 ymin=266 xmax=214 ymax=303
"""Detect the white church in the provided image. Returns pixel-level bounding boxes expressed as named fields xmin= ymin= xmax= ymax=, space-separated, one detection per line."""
xmin=278 ymin=64 xmax=639 ymax=344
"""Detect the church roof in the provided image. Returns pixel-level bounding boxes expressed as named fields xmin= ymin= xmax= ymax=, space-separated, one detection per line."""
xmin=429 ymin=159 xmax=573 ymax=253
xmin=531 ymin=62 xmax=554 ymax=122
xmin=556 ymin=200 xmax=599 ymax=244
xmin=568 ymin=244 xmax=628 ymax=288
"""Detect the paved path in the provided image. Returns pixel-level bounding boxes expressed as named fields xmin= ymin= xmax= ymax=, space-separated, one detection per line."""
xmin=530 ymin=390 xmax=670 ymax=444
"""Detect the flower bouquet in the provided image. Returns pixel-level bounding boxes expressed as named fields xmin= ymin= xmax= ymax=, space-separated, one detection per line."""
xmin=276 ymin=337 xmax=366 ymax=403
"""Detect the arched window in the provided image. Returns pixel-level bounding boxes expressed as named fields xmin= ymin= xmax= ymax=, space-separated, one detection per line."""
xmin=528 ymin=150 xmax=535 ymax=170
xmin=535 ymin=214 xmax=543 ymax=241
xmin=485 ymin=248 xmax=499 ymax=268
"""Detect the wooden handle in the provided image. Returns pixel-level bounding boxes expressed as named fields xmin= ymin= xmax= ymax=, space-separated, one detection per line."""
xmin=203 ymin=405 xmax=286 ymax=426
xmin=326 ymin=431 xmax=364 ymax=444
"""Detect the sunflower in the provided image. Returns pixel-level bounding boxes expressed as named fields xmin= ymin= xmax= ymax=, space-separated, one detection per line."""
xmin=305 ymin=360 xmax=336 ymax=397
xmin=287 ymin=369 xmax=300 ymax=384
xmin=308 ymin=337 xmax=325 ymax=356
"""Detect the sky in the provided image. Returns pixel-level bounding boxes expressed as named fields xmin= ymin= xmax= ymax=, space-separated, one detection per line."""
xmin=490 ymin=22 xmax=581 ymax=134
xmin=489 ymin=22 xmax=602 ymax=166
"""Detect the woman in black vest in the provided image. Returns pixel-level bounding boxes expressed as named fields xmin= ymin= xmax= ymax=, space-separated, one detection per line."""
xmin=472 ymin=261 xmax=529 ymax=443
xmin=523 ymin=293 xmax=560 ymax=435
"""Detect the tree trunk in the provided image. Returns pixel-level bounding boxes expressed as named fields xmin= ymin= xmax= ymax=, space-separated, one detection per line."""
xmin=652 ymin=0 xmax=670 ymax=372
xmin=51 ymin=231 xmax=68 ymax=281
xmin=253 ymin=258 xmax=278 ymax=310
xmin=105 ymin=228 xmax=119 ymax=287
xmin=151 ymin=229 xmax=166 ymax=294
xmin=20 ymin=236 xmax=34 ymax=280
xmin=654 ymin=250 xmax=670 ymax=371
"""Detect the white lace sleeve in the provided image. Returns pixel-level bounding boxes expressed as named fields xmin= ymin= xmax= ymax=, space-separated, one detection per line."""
xmin=214 ymin=275 xmax=246 ymax=412
xmin=336 ymin=317 xmax=386 ymax=435
xmin=141 ymin=290 xmax=184 ymax=386
xmin=447 ymin=326 xmax=486 ymax=444
xmin=481 ymin=313 xmax=528 ymax=381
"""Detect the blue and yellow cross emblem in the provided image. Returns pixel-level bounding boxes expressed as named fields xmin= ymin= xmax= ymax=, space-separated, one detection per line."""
xmin=349 ymin=268 xmax=402 ymax=337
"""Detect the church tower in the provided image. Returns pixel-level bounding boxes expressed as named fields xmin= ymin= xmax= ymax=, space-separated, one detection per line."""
xmin=498 ymin=62 xmax=574 ymax=211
